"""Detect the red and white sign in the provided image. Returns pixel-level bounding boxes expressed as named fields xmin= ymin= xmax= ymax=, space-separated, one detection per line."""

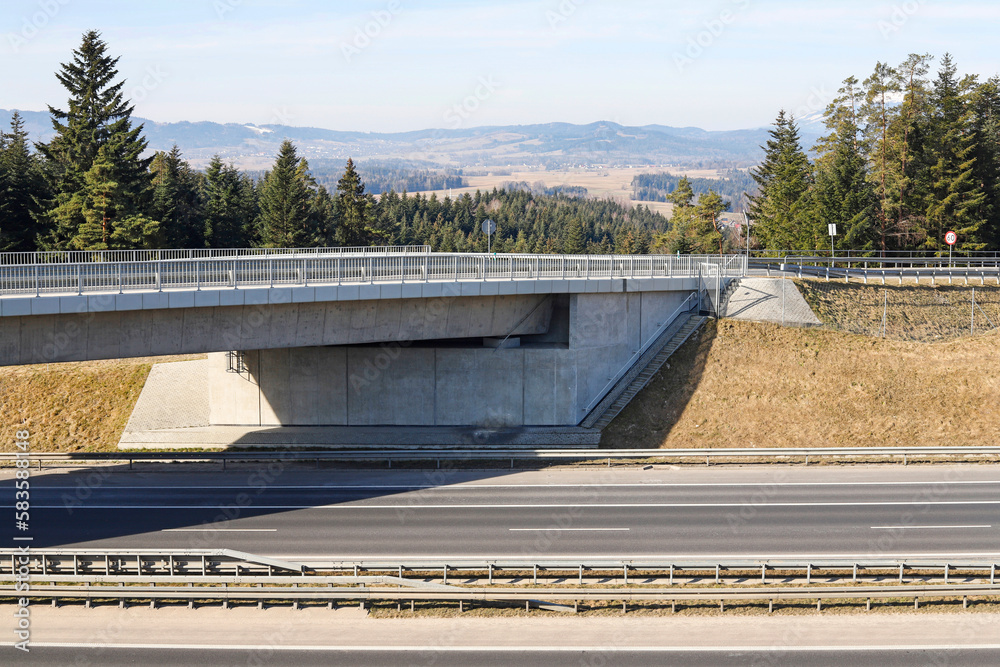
xmin=945 ymin=231 xmax=958 ymax=246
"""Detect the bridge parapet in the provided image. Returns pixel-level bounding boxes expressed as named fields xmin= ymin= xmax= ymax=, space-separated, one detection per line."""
xmin=0 ymin=252 xmax=746 ymax=317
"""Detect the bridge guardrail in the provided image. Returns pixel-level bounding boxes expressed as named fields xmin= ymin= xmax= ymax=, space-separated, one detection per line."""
xmin=0 ymin=245 xmax=432 ymax=266
xmin=0 ymin=253 xmax=747 ymax=298
xmin=1 ymin=446 xmax=998 ymax=470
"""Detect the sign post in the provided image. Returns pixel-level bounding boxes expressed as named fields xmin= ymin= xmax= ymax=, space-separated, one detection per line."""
xmin=482 ymin=219 xmax=497 ymax=254
xmin=828 ymin=223 xmax=837 ymax=266
xmin=945 ymin=230 xmax=958 ymax=267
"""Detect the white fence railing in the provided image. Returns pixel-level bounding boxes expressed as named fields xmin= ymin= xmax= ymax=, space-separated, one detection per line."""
xmin=0 ymin=253 xmax=748 ymax=298
xmin=0 ymin=245 xmax=432 ymax=266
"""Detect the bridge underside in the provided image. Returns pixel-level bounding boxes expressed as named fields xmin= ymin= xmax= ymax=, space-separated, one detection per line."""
xmin=119 ymin=290 xmax=694 ymax=441
xmin=0 ymin=293 xmax=553 ymax=366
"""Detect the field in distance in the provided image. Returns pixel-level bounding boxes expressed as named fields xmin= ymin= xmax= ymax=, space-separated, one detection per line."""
xmin=410 ymin=166 xmax=728 ymax=215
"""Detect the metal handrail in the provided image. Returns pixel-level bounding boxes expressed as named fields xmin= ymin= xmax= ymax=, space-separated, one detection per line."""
xmin=2 ymin=446 xmax=998 ymax=467
xmin=0 ymin=245 xmax=432 ymax=266
xmin=581 ymin=293 xmax=699 ymax=416
xmin=0 ymin=253 xmax=746 ymax=298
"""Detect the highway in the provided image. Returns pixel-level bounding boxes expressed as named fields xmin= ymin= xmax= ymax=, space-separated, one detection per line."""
xmin=5 ymin=465 xmax=1000 ymax=559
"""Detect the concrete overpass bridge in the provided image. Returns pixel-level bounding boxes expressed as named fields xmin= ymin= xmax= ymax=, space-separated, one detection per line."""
xmin=0 ymin=248 xmax=745 ymax=440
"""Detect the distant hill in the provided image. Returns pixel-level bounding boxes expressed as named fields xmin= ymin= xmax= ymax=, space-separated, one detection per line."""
xmin=0 ymin=109 xmax=820 ymax=171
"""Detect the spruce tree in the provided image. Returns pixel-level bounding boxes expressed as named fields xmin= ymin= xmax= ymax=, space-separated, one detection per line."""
xmin=37 ymin=31 xmax=152 ymax=249
xmin=150 ymin=146 xmax=204 ymax=248
xmin=334 ymin=158 xmax=375 ymax=246
xmin=259 ymin=140 xmax=313 ymax=248
xmin=0 ymin=112 xmax=47 ymax=251
xmin=921 ymin=55 xmax=985 ymax=250
xmin=747 ymin=111 xmax=812 ymax=250
xmin=970 ymin=78 xmax=1000 ymax=248
xmin=562 ymin=216 xmax=586 ymax=254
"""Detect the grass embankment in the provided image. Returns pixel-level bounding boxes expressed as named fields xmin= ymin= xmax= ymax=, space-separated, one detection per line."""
xmin=601 ymin=318 xmax=1000 ymax=449
xmin=0 ymin=356 xmax=199 ymax=453
xmin=795 ymin=279 xmax=1000 ymax=341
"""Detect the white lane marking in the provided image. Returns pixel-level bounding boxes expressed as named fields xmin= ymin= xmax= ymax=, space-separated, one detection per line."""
xmin=6 ymin=643 xmax=1000 ymax=652
xmin=871 ymin=525 xmax=992 ymax=530
xmin=21 ymin=480 xmax=1000 ymax=489
xmin=20 ymin=500 xmax=1000 ymax=509
xmin=508 ymin=528 xmax=629 ymax=532
xmin=160 ymin=529 xmax=277 ymax=533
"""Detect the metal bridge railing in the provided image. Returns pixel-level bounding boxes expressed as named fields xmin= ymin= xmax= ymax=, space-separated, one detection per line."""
xmin=0 ymin=253 xmax=748 ymax=298
xmin=0 ymin=245 xmax=432 ymax=266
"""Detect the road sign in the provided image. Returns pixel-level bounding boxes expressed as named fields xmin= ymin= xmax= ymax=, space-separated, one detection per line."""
xmin=945 ymin=231 xmax=958 ymax=246
xmin=828 ymin=224 xmax=837 ymax=236
xmin=482 ymin=219 xmax=496 ymax=253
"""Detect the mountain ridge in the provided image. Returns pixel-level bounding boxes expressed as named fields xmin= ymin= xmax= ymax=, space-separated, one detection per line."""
xmin=0 ymin=109 xmax=817 ymax=170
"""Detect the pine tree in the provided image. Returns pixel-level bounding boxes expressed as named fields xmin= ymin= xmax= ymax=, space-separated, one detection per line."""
xmin=891 ymin=54 xmax=934 ymax=244
xmin=812 ymin=78 xmax=877 ymax=251
xmin=335 ymin=158 xmax=375 ymax=246
xmin=37 ymin=31 xmax=152 ymax=249
xmin=259 ymin=140 xmax=313 ymax=248
xmin=860 ymin=62 xmax=903 ymax=251
xmin=0 ymin=112 xmax=47 ymax=250
xmin=747 ymin=111 xmax=812 ymax=250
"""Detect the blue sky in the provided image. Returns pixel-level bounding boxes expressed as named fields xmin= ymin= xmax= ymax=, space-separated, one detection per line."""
xmin=3 ymin=0 xmax=999 ymax=132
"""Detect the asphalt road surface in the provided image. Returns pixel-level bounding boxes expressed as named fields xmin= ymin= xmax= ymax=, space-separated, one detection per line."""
xmin=9 ymin=645 xmax=1000 ymax=666
xmin=4 ymin=465 xmax=1000 ymax=560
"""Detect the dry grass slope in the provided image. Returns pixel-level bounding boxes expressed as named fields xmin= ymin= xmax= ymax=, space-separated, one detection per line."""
xmin=0 ymin=356 xmax=201 ymax=453
xmin=601 ymin=319 xmax=1000 ymax=449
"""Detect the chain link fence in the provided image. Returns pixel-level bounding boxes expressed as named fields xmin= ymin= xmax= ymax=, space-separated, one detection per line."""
xmin=794 ymin=279 xmax=1000 ymax=342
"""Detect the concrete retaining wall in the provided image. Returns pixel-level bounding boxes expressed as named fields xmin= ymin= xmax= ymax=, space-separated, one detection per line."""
xmin=207 ymin=288 xmax=693 ymax=428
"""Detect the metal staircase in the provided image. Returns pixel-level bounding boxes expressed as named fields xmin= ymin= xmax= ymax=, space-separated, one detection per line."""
xmin=582 ymin=313 xmax=706 ymax=430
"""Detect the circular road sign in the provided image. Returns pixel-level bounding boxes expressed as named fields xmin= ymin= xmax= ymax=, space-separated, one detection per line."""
xmin=945 ymin=231 xmax=958 ymax=246
xmin=482 ymin=219 xmax=497 ymax=235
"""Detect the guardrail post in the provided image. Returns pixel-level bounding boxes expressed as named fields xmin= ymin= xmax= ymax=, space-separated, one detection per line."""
xmin=623 ymin=565 xmax=629 ymax=585
xmin=77 ymin=265 xmax=82 ymax=295
xmin=443 ymin=565 xmax=448 ymax=585
xmin=806 ymin=564 xmax=811 ymax=584
xmin=195 ymin=262 xmax=201 ymax=291
xmin=268 ymin=259 xmax=273 ymax=288
xmin=34 ymin=265 xmax=39 ymax=297
xmin=944 ymin=563 xmax=949 ymax=583
xmin=899 ymin=564 xmax=905 ymax=583
xmin=488 ymin=563 xmax=493 ymax=585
